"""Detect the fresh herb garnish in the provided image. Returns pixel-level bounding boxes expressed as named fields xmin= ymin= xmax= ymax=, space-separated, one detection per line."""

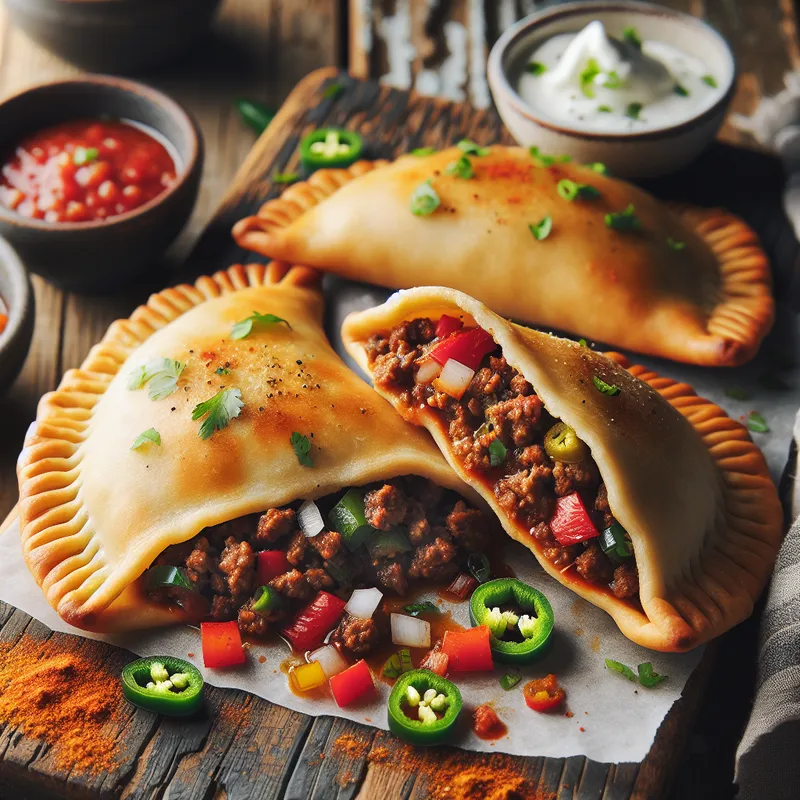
xmin=272 ymin=172 xmax=299 ymax=184
xmin=411 ymin=147 xmax=436 ymax=156
xmin=747 ymin=411 xmax=769 ymax=433
xmin=131 ymin=428 xmax=161 ymax=450
xmin=529 ymin=146 xmax=571 ymax=167
xmin=589 ymin=162 xmax=607 ymax=174
xmin=526 ymin=61 xmax=547 ymax=76
xmin=322 ymin=82 xmax=344 ymax=99
xmin=290 ymin=431 xmax=314 ymax=466
xmin=73 ymin=146 xmax=99 ymax=166
xmin=603 ymin=71 xmax=622 ymax=89
xmin=667 ymin=237 xmax=686 ymax=250
xmin=410 ymin=180 xmax=440 ymax=216
xmin=702 ymin=74 xmax=718 ymax=88
xmin=557 ymin=179 xmax=600 ymax=201
xmin=382 ymin=649 xmax=413 ymax=679
xmin=673 ymin=84 xmax=689 ymax=97
xmin=593 ymin=375 xmax=621 ymax=396
xmin=529 ymin=216 xmax=552 ymax=241
xmin=128 ymin=357 xmax=186 ymax=401
xmin=605 ymin=203 xmax=641 ymax=231
xmin=192 ymin=388 xmax=244 ymax=440
xmin=457 ymin=139 xmax=490 ymax=156
xmin=579 ymin=338 xmax=588 ymax=347
xmin=403 ymin=601 xmax=440 ymax=617
xmin=500 ymin=673 xmax=522 ymax=691
xmin=231 ymin=311 xmax=292 ymax=341
xmin=724 ymin=387 xmax=751 ymax=401
xmin=605 ymin=658 xmax=636 ymax=681
xmin=580 ymin=58 xmax=601 ymax=97
xmin=638 ymin=662 xmax=668 ymax=688
xmin=488 ymin=437 xmax=507 ymax=466
xmin=445 ymin=155 xmax=474 ymax=179
xmin=626 ymin=102 xmax=643 ymax=120
xmin=598 ymin=105 xmax=613 ymax=113
xmin=622 ymin=26 xmax=642 ymax=49
xmin=467 ymin=552 xmax=491 ymax=584
xmin=215 ymin=366 xmax=230 ymax=376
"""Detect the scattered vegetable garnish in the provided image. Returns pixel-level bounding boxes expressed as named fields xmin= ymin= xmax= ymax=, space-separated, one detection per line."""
xmin=529 ymin=146 xmax=571 ymax=167
xmin=282 ymin=591 xmax=346 ymax=652
xmin=600 ymin=523 xmax=633 ymax=560
xmin=622 ymin=26 xmax=642 ymax=49
xmin=252 ymin=585 xmax=282 ymax=614
xmin=467 ymin=552 xmax=491 ymax=584
xmin=368 ymin=529 xmax=412 ymax=561
xmin=235 ymin=99 xmax=276 ymax=134
xmin=420 ymin=643 xmax=449 ymax=676
xmin=702 ymin=74 xmax=718 ymax=88
xmin=747 ymin=411 xmax=769 ymax=433
xmin=724 ymin=387 xmax=751 ymax=401
xmin=257 ymin=550 xmax=290 ymax=584
xmin=290 ymin=431 xmax=314 ymax=466
xmin=470 ymin=578 xmax=554 ymax=664
xmin=580 ymin=58 xmax=601 ymax=98
xmin=300 ymin=129 xmax=364 ymax=170
xmin=328 ymin=488 xmax=371 ymax=549
xmin=391 ymin=613 xmax=431 ymax=649
xmin=605 ymin=203 xmax=641 ymax=231
xmin=73 ymin=146 xmax=99 ymax=166
xmin=231 ymin=310 xmax=292 ymax=340
xmin=457 ymin=139 xmax=490 ymax=156
xmin=145 ymin=565 xmax=210 ymax=619
xmin=550 ymin=492 xmax=599 ymax=545
xmin=667 ymin=237 xmax=686 ymax=250
xmin=388 ymin=670 xmax=462 ymax=745
xmin=309 ymin=644 xmax=349 ymax=678
xmin=603 ymin=71 xmax=622 ymax=89
xmin=410 ymin=180 xmax=441 ymax=216
xmin=430 ymin=326 xmax=496 ymax=370
xmin=523 ymin=674 xmax=565 ymax=712
xmin=329 ymin=659 xmax=374 ymax=707
xmin=435 ymin=314 xmax=463 ymax=338
xmin=404 ymin=601 xmax=440 ymax=617
xmin=445 ymin=155 xmax=474 ymax=179
xmin=382 ymin=652 xmax=404 ymax=679
xmin=121 ymin=656 xmax=204 ymax=716
xmin=215 ymin=366 xmax=230 ymax=375
xmin=272 ymin=172 xmax=299 ymax=184
xmin=529 ymin=216 xmax=552 ymax=241
xmin=588 ymin=162 xmax=607 ymax=174
xmin=128 ymin=357 xmax=186 ymax=401
xmin=290 ymin=660 xmax=327 ymax=692
xmin=626 ymin=102 xmax=643 ymax=120
xmin=201 ymin=621 xmax=246 ymax=668
xmin=322 ymin=82 xmax=344 ymax=100
xmin=605 ymin=658 xmax=636 ymax=681
xmin=544 ymin=421 xmax=588 ymax=463
xmin=606 ymin=658 xmax=668 ymax=687
xmin=412 ymin=147 xmax=436 ymax=156
xmin=343 ymin=587 xmax=383 ymax=619
xmin=673 ymin=84 xmax=689 ymax=97
xmin=526 ymin=61 xmax=547 ymax=76
xmin=192 ymin=388 xmax=244 ymax=440
xmin=442 ymin=626 xmax=494 ymax=672
xmin=598 ymin=105 xmax=613 ymax=113
xmin=447 ymin=571 xmax=479 ymax=600
xmin=557 ymin=179 xmax=600 ymax=201
xmin=592 ymin=375 xmax=621 ymax=396
xmin=579 ymin=338 xmax=588 ymax=347
xmin=500 ymin=673 xmax=521 ymax=690
xmin=131 ymin=428 xmax=161 ymax=451
xmin=488 ymin=437 xmax=507 ymax=467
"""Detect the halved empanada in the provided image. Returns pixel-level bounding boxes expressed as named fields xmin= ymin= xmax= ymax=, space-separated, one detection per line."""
xmin=233 ymin=146 xmax=773 ymax=367
xmin=17 ymin=264 xmax=486 ymax=632
xmin=342 ymin=287 xmax=783 ymax=651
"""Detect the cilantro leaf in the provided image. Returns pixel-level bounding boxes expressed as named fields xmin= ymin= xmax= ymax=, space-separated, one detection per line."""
xmin=605 ymin=204 xmax=641 ymax=231
xmin=291 ymin=431 xmax=314 ymax=466
xmin=593 ymin=375 xmax=621 ymax=396
xmin=410 ymin=180 xmax=440 ymax=216
xmin=488 ymin=438 xmax=507 ymax=467
xmin=131 ymin=428 xmax=161 ymax=450
xmin=626 ymin=102 xmax=643 ymax=120
xmin=445 ymin=155 xmax=474 ymax=179
xmin=411 ymin=147 xmax=436 ymax=156
xmin=746 ymin=411 xmax=769 ymax=433
xmin=273 ymin=172 xmax=299 ymax=184
xmin=231 ymin=311 xmax=292 ymax=340
xmin=128 ymin=357 xmax=185 ymax=401
xmin=529 ymin=216 xmax=552 ymax=241
xmin=403 ymin=601 xmax=440 ymax=617
xmin=192 ymin=388 xmax=244 ymax=440
xmin=525 ymin=61 xmax=547 ymax=76
xmin=456 ymin=139 xmax=490 ymax=156
xmin=622 ymin=26 xmax=642 ymax=49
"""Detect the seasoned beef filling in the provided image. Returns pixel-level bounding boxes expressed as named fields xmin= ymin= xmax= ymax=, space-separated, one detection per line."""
xmin=150 ymin=476 xmax=491 ymax=655
xmin=367 ymin=319 xmax=639 ymax=602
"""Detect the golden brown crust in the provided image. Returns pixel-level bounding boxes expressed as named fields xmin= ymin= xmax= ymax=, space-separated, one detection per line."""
xmin=342 ymin=287 xmax=784 ymax=652
xmin=234 ymin=146 xmax=774 ymax=367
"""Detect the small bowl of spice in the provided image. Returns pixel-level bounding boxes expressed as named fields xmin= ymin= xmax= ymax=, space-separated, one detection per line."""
xmin=0 ymin=75 xmax=203 ymax=292
xmin=487 ymin=0 xmax=736 ymax=177
xmin=0 ymin=235 xmax=34 ymax=392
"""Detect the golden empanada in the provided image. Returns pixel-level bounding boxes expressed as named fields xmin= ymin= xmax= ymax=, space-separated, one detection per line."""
xmin=234 ymin=146 xmax=773 ymax=367
xmin=17 ymin=264 xmax=486 ymax=632
xmin=342 ymin=287 xmax=783 ymax=651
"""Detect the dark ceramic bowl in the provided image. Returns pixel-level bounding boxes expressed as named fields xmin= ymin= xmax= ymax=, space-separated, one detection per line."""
xmin=3 ymin=0 xmax=223 ymax=74
xmin=0 ymin=236 xmax=34 ymax=392
xmin=0 ymin=76 xmax=203 ymax=293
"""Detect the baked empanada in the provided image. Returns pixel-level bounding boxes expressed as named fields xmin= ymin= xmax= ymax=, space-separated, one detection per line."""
xmin=17 ymin=264 xmax=490 ymax=633
xmin=342 ymin=287 xmax=783 ymax=651
xmin=233 ymin=146 xmax=773 ymax=367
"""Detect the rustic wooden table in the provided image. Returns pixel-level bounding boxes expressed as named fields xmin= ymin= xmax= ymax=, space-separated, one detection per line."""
xmin=0 ymin=1 xmax=797 ymax=798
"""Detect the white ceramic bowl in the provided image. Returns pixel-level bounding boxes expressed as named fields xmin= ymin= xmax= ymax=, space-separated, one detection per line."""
xmin=487 ymin=0 xmax=736 ymax=178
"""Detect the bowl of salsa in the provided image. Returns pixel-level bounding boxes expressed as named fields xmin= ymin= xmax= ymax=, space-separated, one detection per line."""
xmin=0 ymin=235 xmax=34 ymax=393
xmin=0 ymin=76 xmax=203 ymax=292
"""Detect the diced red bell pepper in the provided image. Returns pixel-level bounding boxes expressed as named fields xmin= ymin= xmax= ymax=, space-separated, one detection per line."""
xmin=329 ymin=659 xmax=375 ymax=707
xmin=281 ymin=591 xmax=346 ymax=653
xmin=257 ymin=550 xmax=290 ymax=584
xmin=430 ymin=327 xmax=497 ymax=370
xmin=201 ymin=621 xmax=246 ymax=668
xmin=435 ymin=314 xmax=464 ymax=339
xmin=446 ymin=572 xmax=478 ymax=600
xmin=442 ymin=626 xmax=493 ymax=672
xmin=420 ymin=643 xmax=449 ymax=676
xmin=549 ymin=492 xmax=599 ymax=546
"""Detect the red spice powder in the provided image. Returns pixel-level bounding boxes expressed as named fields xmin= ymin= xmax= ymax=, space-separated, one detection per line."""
xmin=332 ymin=733 xmax=371 ymax=760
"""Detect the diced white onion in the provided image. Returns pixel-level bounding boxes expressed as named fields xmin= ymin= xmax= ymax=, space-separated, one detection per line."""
xmin=415 ymin=357 xmax=442 ymax=384
xmin=433 ymin=359 xmax=474 ymax=399
xmin=391 ymin=613 xmax=431 ymax=649
xmin=344 ymin=587 xmax=383 ymax=619
xmin=308 ymin=644 xmax=348 ymax=678
xmin=298 ymin=499 xmax=325 ymax=538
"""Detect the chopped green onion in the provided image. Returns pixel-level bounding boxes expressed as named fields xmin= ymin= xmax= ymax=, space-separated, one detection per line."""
xmin=588 ymin=162 xmax=607 ymax=174
xmin=273 ymin=172 xmax=299 ymax=184
xmin=457 ymin=139 xmax=490 ymax=156
xmin=593 ymin=375 xmax=621 ymax=396
xmin=529 ymin=216 xmax=552 ymax=241
xmin=488 ymin=438 xmax=507 ymax=467
xmin=526 ymin=61 xmax=547 ymax=76
xmin=580 ymin=58 xmax=601 ymax=98
xmin=403 ymin=601 xmax=440 ymax=617
xmin=666 ymin=238 xmax=686 ymax=251
xmin=73 ymin=146 xmax=99 ymax=166
xmin=673 ymin=84 xmax=689 ymax=97
xmin=598 ymin=105 xmax=613 ymax=113
xmin=578 ymin=338 xmax=588 ymax=347
xmin=500 ymin=673 xmax=521 ymax=691
xmin=410 ymin=180 xmax=440 ymax=216
xmin=328 ymin=489 xmax=371 ymax=550
xmin=131 ymin=428 xmax=161 ymax=451
xmin=638 ymin=662 xmax=667 ymax=688
xmin=467 ymin=553 xmax=491 ymax=584
xmin=529 ymin=146 xmax=571 ymax=167
xmin=622 ymin=26 xmax=642 ymax=49
xmin=290 ymin=431 xmax=314 ymax=466
xmin=557 ymin=179 xmax=599 ymax=201
xmin=252 ymin=585 xmax=282 ymax=613
xmin=626 ymin=102 xmax=643 ymax=120
xmin=702 ymin=75 xmax=718 ymax=88
xmin=445 ymin=156 xmax=474 ymax=179
xmin=322 ymin=82 xmax=344 ymax=99
xmin=724 ymin=387 xmax=751 ymax=401
xmin=605 ymin=204 xmax=641 ymax=231
xmin=605 ymin=658 xmax=636 ymax=681
xmin=411 ymin=147 xmax=436 ymax=156
xmin=747 ymin=411 xmax=769 ymax=433
xmin=603 ymin=71 xmax=622 ymax=89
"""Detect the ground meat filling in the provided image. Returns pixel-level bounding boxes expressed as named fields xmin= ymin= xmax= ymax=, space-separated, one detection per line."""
xmin=150 ymin=476 xmax=491 ymax=654
xmin=367 ymin=318 xmax=640 ymax=603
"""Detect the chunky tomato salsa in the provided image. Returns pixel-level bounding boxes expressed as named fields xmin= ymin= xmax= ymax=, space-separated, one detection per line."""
xmin=0 ymin=119 xmax=177 ymax=223
xmin=365 ymin=317 xmax=640 ymax=603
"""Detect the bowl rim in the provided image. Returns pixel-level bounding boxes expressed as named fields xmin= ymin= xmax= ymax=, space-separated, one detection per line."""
xmin=487 ymin=0 xmax=737 ymax=143
xmin=0 ymin=235 xmax=32 ymax=351
xmin=0 ymin=74 xmax=202 ymax=232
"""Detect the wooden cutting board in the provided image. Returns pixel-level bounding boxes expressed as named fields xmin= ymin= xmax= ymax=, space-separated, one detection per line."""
xmin=1 ymin=66 xmax=795 ymax=800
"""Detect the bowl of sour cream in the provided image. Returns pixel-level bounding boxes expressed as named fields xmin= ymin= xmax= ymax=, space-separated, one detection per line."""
xmin=487 ymin=0 xmax=736 ymax=177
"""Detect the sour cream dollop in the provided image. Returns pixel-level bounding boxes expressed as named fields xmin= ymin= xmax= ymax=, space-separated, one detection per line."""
xmin=517 ymin=20 xmax=722 ymax=132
